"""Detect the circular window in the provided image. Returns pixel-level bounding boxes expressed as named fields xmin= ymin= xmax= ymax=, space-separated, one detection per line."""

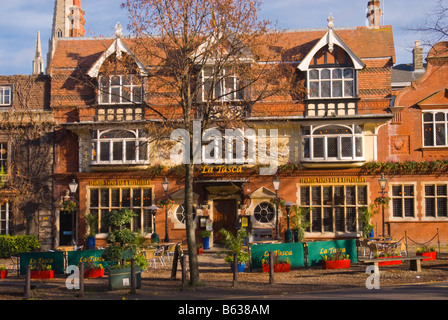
xmin=175 ymin=204 xmax=196 ymax=224
xmin=254 ymin=202 xmax=275 ymax=223
xmin=176 ymin=205 xmax=186 ymax=224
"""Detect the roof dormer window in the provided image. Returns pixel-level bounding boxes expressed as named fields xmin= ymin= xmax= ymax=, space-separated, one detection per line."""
xmin=98 ymin=74 xmax=143 ymax=105
xmin=308 ymin=67 xmax=355 ymax=99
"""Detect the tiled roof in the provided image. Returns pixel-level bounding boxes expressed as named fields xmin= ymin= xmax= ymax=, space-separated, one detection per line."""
xmin=49 ymin=26 xmax=395 ymax=71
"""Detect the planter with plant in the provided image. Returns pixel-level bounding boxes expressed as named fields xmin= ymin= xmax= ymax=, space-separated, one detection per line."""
xmin=84 ymin=261 xmax=104 ymax=278
xmin=261 ymin=253 xmax=291 ymax=273
xmin=359 ymin=205 xmax=375 ymax=239
xmin=290 ymin=206 xmax=311 ymax=243
xmin=219 ymin=228 xmax=249 ymax=273
xmin=30 ymin=262 xmax=54 ymax=279
xmin=200 ymin=230 xmax=211 ymax=250
xmin=375 ymin=249 xmax=402 ymax=265
xmin=322 ymin=249 xmax=351 ymax=269
xmin=0 ymin=265 xmax=7 ymax=279
xmin=196 ymin=243 xmax=203 ymax=255
xmin=101 ymin=208 xmax=143 ymax=290
xmin=84 ymin=211 xmax=98 ymax=250
xmin=416 ymin=245 xmax=437 ymax=261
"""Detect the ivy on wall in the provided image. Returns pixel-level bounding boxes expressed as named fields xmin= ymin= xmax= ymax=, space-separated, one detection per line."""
xmin=362 ymin=160 xmax=448 ymax=175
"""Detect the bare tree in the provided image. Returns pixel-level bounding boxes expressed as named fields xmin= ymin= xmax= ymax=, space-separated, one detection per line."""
xmin=121 ymin=0 xmax=299 ymax=286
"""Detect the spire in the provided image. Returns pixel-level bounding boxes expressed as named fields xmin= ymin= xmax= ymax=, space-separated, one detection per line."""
xmin=33 ymin=31 xmax=44 ymax=75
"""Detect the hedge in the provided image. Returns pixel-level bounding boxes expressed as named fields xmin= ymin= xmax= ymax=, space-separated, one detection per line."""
xmin=0 ymin=235 xmax=41 ymax=258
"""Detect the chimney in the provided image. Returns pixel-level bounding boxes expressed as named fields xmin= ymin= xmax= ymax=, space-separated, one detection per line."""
xmin=413 ymin=40 xmax=424 ymax=71
xmin=367 ymin=0 xmax=382 ymax=28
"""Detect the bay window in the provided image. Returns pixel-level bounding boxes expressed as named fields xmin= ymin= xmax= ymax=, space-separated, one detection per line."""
xmin=302 ymin=124 xmax=364 ymax=161
xmin=91 ymin=129 xmax=149 ymax=165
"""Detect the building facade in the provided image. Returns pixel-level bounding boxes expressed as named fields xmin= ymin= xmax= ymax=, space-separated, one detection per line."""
xmin=1 ymin=0 xmax=447 ymax=249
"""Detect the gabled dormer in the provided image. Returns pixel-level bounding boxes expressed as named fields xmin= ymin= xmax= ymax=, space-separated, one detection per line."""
xmin=87 ymin=23 xmax=148 ymax=122
xmin=298 ymin=15 xmax=365 ymax=117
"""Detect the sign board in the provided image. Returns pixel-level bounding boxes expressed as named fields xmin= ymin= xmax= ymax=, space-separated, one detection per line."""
xmin=307 ymin=239 xmax=358 ymax=267
xmin=19 ymin=252 xmax=65 ymax=275
xmin=67 ymin=249 xmax=105 ymax=267
xmin=250 ymin=242 xmax=306 ymax=268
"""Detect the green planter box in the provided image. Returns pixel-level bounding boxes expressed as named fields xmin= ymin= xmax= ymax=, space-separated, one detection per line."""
xmin=108 ymin=267 xmax=141 ymax=291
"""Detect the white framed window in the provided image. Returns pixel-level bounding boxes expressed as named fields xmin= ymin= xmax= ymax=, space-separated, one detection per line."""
xmin=423 ymin=111 xmax=448 ymax=147
xmin=201 ymin=67 xmax=244 ymax=102
xmin=91 ymin=129 xmax=149 ymax=165
xmin=0 ymin=142 xmax=8 ymax=175
xmin=391 ymin=184 xmax=416 ymax=219
xmin=89 ymin=187 xmax=153 ymax=234
xmin=98 ymin=75 xmax=143 ymax=105
xmin=0 ymin=86 xmax=12 ymax=106
xmin=308 ymin=67 xmax=355 ymax=99
xmin=0 ymin=202 xmax=11 ymax=235
xmin=424 ymin=184 xmax=448 ymax=219
xmin=302 ymin=124 xmax=364 ymax=161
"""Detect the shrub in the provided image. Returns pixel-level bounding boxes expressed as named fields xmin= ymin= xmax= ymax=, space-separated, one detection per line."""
xmin=0 ymin=235 xmax=41 ymax=258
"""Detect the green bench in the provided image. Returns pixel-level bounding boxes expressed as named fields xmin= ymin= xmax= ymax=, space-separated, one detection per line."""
xmin=359 ymin=256 xmax=428 ymax=272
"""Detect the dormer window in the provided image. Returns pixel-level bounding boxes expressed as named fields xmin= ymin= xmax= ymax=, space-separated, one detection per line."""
xmin=0 ymin=86 xmax=12 ymax=106
xmin=201 ymin=67 xmax=244 ymax=102
xmin=98 ymin=75 xmax=143 ymax=105
xmin=308 ymin=67 xmax=355 ymax=99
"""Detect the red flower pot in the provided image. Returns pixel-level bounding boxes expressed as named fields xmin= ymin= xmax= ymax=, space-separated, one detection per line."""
xmin=262 ymin=263 xmax=291 ymax=273
xmin=0 ymin=270 xmax=7 ymax=279
xmin=84 ymin=268 xmax=104 ymax=278
xmin=322 ymin=259 xmax=351 ymax=269
xmin=417 ymin=251 xmax=437 ymax=261
xmin=30 ymin=270 xmax=55 ymax=279
xmin=378 ymin=256 xmax=402 ymax=266
xmin=197 ymin=248 xmax=203 ymax=255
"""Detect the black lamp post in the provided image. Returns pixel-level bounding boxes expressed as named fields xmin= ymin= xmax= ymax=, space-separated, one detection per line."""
xmin=273 ymin=176 xmax=280 ymax=240
xmin=148 ymin=204 xmax=160 ymax=244
xmin=68 ymin=179 xmax=78 ymax=247
xmin=284 ymin=201 xmax=294 ymax=243
xmin=378 ymin=174 xmax=388 ymax=237
xmin=162 ymin=177 xmax=170 ymax=243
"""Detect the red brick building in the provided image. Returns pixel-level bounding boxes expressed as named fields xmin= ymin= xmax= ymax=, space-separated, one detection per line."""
xmin=2 ymin=0 xmax=447 ymax=250
xmin=46 ymin=0 xmax=408 ymax=249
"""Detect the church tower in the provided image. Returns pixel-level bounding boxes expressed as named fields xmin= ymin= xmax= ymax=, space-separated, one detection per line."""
xmin=47 ymin=0 xmax=86 ymax=73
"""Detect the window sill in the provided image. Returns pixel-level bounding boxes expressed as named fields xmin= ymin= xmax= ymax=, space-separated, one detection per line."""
xmin=301 ymin=161 xmax=365 ymax=169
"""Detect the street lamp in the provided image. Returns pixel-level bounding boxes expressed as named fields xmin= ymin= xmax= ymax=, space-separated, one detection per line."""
xmin=273 ymin=176 xmax=280 ymax=240
xmin=284 ymin=201 xmax=295 ymax=243
xmin=148 ymin=204 xmax=160 ymax=244
xmin=161 ymin=177 xmax=170 ymax=243
xmin=68 ymin=179 xmax=78 ymax=247
xmin=378 ymin=174 xmax=387 ymax=237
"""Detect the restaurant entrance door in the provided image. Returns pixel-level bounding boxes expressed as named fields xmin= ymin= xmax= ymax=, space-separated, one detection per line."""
xmin=213 ymin=199 xmax=237 ymax=243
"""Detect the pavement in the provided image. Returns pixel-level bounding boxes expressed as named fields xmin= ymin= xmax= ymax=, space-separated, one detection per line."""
xmin=1 ymin=247 xmax=447 ymax=304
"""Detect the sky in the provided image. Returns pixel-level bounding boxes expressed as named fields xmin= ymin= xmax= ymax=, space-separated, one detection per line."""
xmin=0 ymin=0 xmax=441 ymax=75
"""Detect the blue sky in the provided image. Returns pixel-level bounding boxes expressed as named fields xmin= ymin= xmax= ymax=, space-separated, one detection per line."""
xmin=0 ymin=0 xmax=440 ymax=75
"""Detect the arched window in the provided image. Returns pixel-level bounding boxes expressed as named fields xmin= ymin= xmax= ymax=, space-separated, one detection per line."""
xmin=253 ymin=202 xmax=275 ymax=223
xmin=91 ymin=129 xmax=149 ymax=164
xmin=302 ymin=124 xmax=363 ymax=161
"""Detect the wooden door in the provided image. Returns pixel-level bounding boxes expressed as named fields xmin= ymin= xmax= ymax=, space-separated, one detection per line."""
xmin=213 ymin=199 xmax=237 ymax=243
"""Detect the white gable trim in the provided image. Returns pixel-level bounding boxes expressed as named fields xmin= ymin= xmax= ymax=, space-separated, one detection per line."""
xmin=297 ymin=29 xmax=365 ymax=71
xmin=87 ymin=37 xmax=147 ymax=78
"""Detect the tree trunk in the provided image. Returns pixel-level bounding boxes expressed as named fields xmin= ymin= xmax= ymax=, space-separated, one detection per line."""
xmin=184 ymin=162 xmax=199 ymax=286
